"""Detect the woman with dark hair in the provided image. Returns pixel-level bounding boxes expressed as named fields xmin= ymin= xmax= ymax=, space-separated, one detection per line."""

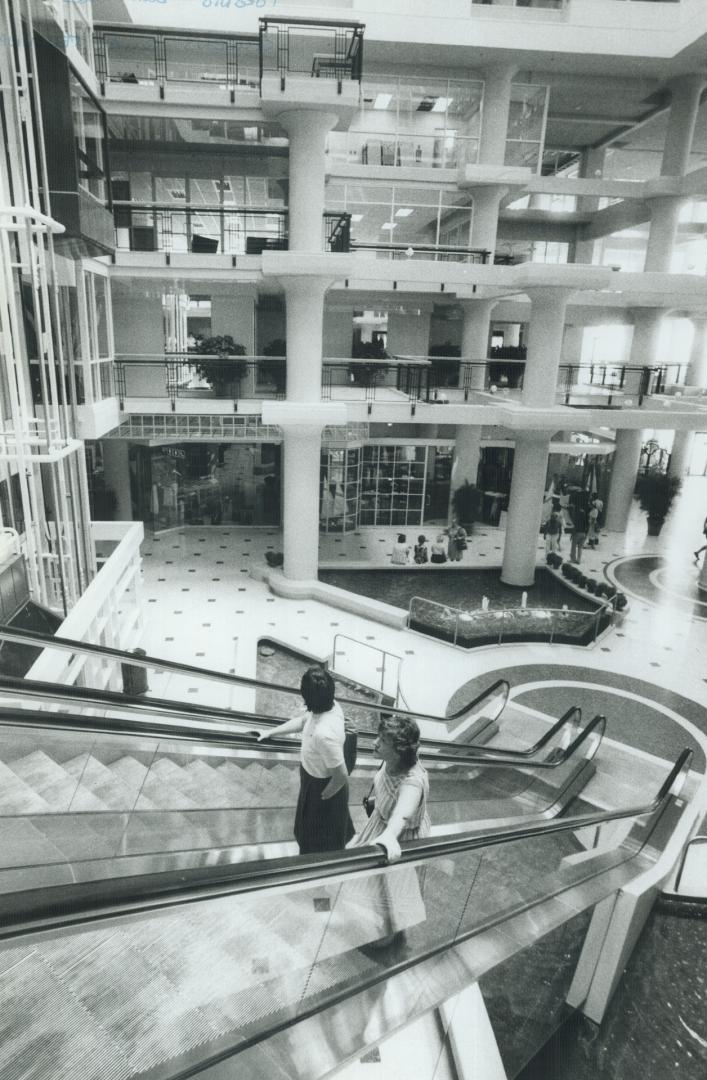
xmin=259 ymin=666 xmax=354 ymax=854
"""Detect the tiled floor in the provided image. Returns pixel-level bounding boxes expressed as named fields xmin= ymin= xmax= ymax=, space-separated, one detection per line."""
xmin=138 ymin=478 xmax=707 ymax=787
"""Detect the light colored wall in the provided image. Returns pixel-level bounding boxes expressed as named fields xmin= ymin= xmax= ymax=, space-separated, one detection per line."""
xmin=323 ymin=307 xmax=354 ymax=357
xmin=211 ymin=293 xmax=256 ymax=352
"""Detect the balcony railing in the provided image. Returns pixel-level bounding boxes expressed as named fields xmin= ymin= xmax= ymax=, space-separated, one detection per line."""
xmin=322 ymin=357 xmax=688 ymax=409
xmin=115 ymin=355 xmax=287 ymax=411
xmin=259 ymin=17 xmax=364 ymax=92
xmin=349 ymin=242 xmax=493 ymax=264
xmin=113 ymin=205 xmax=351 ymax=255
xmin=94 ymin=29 xmax=260 ymax=97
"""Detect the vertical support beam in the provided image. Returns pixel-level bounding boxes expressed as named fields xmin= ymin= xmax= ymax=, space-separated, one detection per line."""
xmin=644 ymin=196 xmax=685 ymax=273
xmin=668 ymin=316 xmax=707 ymax=478
xmin=276 ymin=110 xmax=339 ymax=252
xmin=449 ymin=426 xmax=482 ymax=519
xmin=629 ymin=306 xmax=664 ymax=367
xmin=281 ymin=425 xmax=322 ymax=581
xmin=478 ymin=65 xmax=517 ymax=167
xmin=471 ymin=185 xmax=508 ymax=254
xmin=661 ymin=74 xmax=706 ymax=178
xmin=605 ymin=429 xmax=642 ymax=533
xmin=284 ymin=277 xmax=330 ymax=401
xmin=501 ymin=432 xmax=550 ymax=587
xmin=461 ymin=298 xmax=497 ymax=389
xmin=521 ymin=288 xmax=573 ymax=408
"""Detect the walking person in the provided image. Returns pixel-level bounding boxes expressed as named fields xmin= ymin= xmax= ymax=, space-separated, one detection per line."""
xmin=694 ymin=516 xmax=707 ymax=564
xmin=258 ymin=667 xmax=354 ymax=854
xmin=586 ymin=501 xmax=600 ymax=548
xmin=570 ymin=503 xmax=588 ymax=564
xmin=543 ymin=510 xmax=563 ymax=556
xmin=447 ymin=520 xmax=468 ymax=563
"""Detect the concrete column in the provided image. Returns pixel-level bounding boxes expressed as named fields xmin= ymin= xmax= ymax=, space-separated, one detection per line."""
xmin=449 ymin=426 xmax=482 ymax=518
xmin=644 ymin=196 xmax=686 ymax=272
xmin=521 ymin=289 xmax=573 ymax=407
xmin=669 ymin=431 xmax=695 ymax=479
xmin=277 ymin=110 xmax=339 ymax=252
xmin=470 ymin=185 xmax=508 ymax=254
xmin=685 ymin=316 xmax=707 ymax=388
xmin=501 ymin=432 xmax=550 ymax=587
xmin=478 ymin=65 xmax=516 ymax=166
xmin=661 ymin=74 xmax=706 ymax=178
xmin=284 ymin=277 xmax=329 ymax=401
xmin=282 ymin=424 xmax=322 ymax=581
xmin=605 ymin=429 xmax=642 ymax=533
xmin=461 ymin=298 xmax=496 ymax=389
xmin=574 ymin=147 xmax=606 ymax=264
xmin=629 ymin=307 xmax=664 ymax=367
xmin=101 ymin=440 xmax=132 ymax=521
xmin=386 ymin=305 xmax=432 ymax=358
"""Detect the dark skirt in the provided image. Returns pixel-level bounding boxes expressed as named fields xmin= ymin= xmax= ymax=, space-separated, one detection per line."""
xmin=294 ymin=766 xmax=355 ymax=855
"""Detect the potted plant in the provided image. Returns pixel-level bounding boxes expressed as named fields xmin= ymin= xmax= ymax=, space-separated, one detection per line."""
xmin=190 ymin=335 xmax=247 ymax=397
xmin=635 ymin=470 xmax=682 ymax=536
xmin=349 ymin=339 xmax=389 ymax=386
xmin=451 ymin=481 xmax=482 ymax=529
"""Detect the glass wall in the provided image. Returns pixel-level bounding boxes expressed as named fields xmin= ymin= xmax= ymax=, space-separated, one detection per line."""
xmin=360 ymin=445 xmax=426 ymax=527
xmin=131 ymin=443 xmax=281 ymax=531
xmin=328 ymin=76 xmax=482 ymax=169
xmin=326 ymin=181 xmax=472 ymax=255
xmin=79 ymin=271 xmax=114 ymax=403
xmin=70 ymin=73 xmax=107 ymax=203
xmin=505 ymin=84 xmax=548 ymax=172
xmin=320 ymin=447 xmax=361 ymax=533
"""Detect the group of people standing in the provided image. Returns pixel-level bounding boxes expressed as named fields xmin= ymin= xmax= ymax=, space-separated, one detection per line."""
xmin=392 ymin=521 xmax=468 ymax=566
xmin=542 ymin=481 xmax=604 ymax=565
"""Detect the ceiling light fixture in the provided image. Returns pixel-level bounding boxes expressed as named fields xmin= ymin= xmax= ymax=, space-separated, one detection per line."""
xmin=351 ymin=213 xmax=363 ymax=222
xmin=395 ymin=208 xmax=413 ymax=217
xmin=432 ymin=97 xmax=453 ymax=112
xmin=373 ymin=93 xmax=393 ymax=110
xmin=381 ymin=222 xmax=397 ymax=230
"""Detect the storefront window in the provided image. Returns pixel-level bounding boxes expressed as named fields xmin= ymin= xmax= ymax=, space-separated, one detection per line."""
xmin=320 ymin=447 xmax=360 ymax=533
xmin=360 ymin=445 xmax=426 ymax=527
xmin=132 ymin=443 xmax=281 ymax=531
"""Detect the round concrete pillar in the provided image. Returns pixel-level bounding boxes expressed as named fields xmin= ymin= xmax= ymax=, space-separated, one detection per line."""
xmin=282 ymin=425 xmax=322 ymax=581
xmin=277 ymin=110 xmax=339 ymax=252
xmin=644 ymin=197 xmax=686 ymax=273
xmin=284 ymin=277 xmax=329 ymax=401
xmin=661 ymin=75 xmax=706 ymax=178
xmin=501 ymin=433 xmax=550 ymax=587
xmin=449 ymin=426 xmax=482 ymax=518
xmin=478 ymin=66 xmax=516 ymax=166
xmin=521 ymin=289 xmax=572 ymax=408
xmin=605 ymin=429 xmax=643 ymax=533
xmin=669 ymin=431 xmax=695 ymax=478
xmin=686 ymin=317 xmax=707 ymax=388
xmin=461 ymin=299 xmax=496 ymax=389
xmin=629 ymin=307 xmax=664 ymax=367
xmin=470 ymin=185 xmax=507 ymax=255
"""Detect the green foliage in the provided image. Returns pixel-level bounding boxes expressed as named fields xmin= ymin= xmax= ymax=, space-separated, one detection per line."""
xmin=190 ymin=335 xmax=247 ymax=395
xmin=451 ymin=482 xmax=482 ymax=528
xmin=635 ymin=471 xmax=682 ymax=521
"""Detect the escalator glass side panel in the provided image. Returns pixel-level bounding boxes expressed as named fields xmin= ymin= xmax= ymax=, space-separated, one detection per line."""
xmin=0 ymin=795 xmax=672 ymax=1080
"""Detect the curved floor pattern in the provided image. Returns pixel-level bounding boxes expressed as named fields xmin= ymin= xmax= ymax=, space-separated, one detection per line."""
xmin=447 ymin=664 xmax=707 ymax=770
xmin=607 ymin=555 xmax=707 ymax=620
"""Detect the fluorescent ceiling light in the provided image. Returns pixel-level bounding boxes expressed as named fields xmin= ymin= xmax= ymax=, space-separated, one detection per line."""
xmin=432 ymin=97 xmax=453 ymax=112
xmin=381 ymin=222 xmax=397 ymax=230
xmin=395 ymin=208 xmax=413 ymax=217
xmin=373 ymin=93 xmax=393 ymax=110
xmin=351 ymin=213 xmax=363 ymax=222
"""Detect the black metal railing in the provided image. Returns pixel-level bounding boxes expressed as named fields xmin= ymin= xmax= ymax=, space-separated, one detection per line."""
xmin=259 ymin=17 xmax=364 ymax=92
xmin=93 ymin=28 xmax=260 ymax=98
xmin=321 ymin=356 xmax=687 ymax=409
xmin=350 ymin=241 xmax=492 ymax=264
xmin=113 ymin=205 xmax=352 ymax=254
xmin=115 ymin=354 xmax=286 ymax=411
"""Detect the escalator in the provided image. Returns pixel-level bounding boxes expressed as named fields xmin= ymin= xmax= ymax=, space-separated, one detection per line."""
xmin=0 ymin=749 xmax=692 ymax=1080
xmin=0 ymin=700 xmax=603 ymax=894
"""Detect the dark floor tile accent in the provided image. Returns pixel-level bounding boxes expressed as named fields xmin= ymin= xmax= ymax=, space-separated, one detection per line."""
xmin=202 ymin=623 xmax=210 ymax=627
xmin=165 ymin=637 xmax=174 ymax=641
xmin=181 ymin=588 xmax=189 ymax=592
xmin=166 ymin=561 xmax=173 ymax=565
xmin=330 ymin=622 xmax=339 ymax=626
xmin=158 ymin=578 xmax=166 ymax=582
xmin=360 ymin=1048 xmax=381 ymax=1064
xmin=650 ymin=662 xmax=661 ymax=667
xmin=216 ymin=561 xmax=224 ymax=565
xmin=173 ymin=611 xmax=182 ymax=615
xmin=208 ymin=599 xmax=216 ymax=603
xmin=365 ymin=636 xmax=375 ymax=640
xmin=313 ymin=897 xmax=331 ymax=912
xmin=600 ymin=647 xmax=611 ymax=652
xmin=188 ymin=569 xmax=196 ymax=574
xmin=212 ymin=578 xmax=220 ymax=582
xmin=236 ymin=611 xmax=244 ymax=614
xmin=266 ymin=598 xmax=275 ymax=603
xmin=405 ymin=650 xmax=415 ymax=654
xmin=187 ymin=688 xmax=198 ymax=694
xmin=196 ymin=652 xmax=205 ymax=657
xmin=148 ymin=599 xmax=157 ymax=603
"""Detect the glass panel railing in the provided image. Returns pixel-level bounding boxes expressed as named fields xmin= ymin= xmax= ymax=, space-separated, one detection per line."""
xmin=0 ymin=701 xmax=599 ymax=894
xmin=327 ymin=129 xmax=479 ymax=169
xmin=0 ymin=752 xmax=689 ymax=1080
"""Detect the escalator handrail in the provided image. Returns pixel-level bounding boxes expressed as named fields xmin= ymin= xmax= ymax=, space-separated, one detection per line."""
xmin=0 ymin=747 xmax=692 ymax=940
xmin=0 ymin=671 xmax=517 ymax=760
xmin=0 ymin=695 xmax=603 ymax=770
xmin=0 ymin=623 xmax=506 ymax=730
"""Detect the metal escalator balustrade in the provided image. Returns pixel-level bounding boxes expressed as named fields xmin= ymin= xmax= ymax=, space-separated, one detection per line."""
xmin=0 ymin=751 xmax=692 ymax=1080
xmin=0 ymin=705 xmax=604 ymax=896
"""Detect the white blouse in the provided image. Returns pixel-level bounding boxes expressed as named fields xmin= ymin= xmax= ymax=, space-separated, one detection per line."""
xmin=300 ymin=701 xmax=346 ymax=778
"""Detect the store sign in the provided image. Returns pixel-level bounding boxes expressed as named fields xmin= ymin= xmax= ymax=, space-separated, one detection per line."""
xmin=163 ymin=447 xmax=186 ymax=459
